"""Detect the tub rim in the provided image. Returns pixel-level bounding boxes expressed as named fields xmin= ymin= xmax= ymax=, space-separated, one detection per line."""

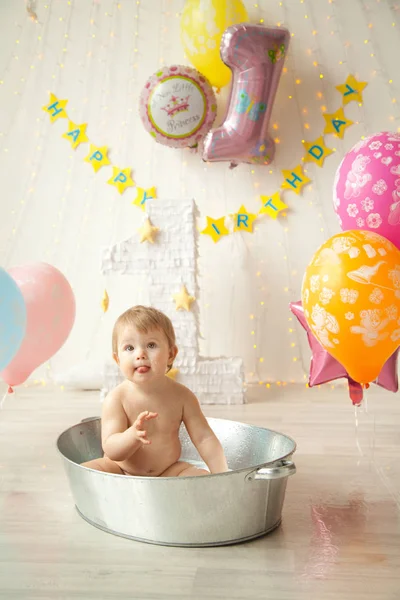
xmin=56 ymin=415 xmax=297 ymax=481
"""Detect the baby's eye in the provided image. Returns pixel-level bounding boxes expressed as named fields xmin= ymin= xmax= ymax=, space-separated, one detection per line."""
xmin=125 ymin=345 xmax=134 ymax=352
xmin=147 ymin=342 xmax=156 ymax=349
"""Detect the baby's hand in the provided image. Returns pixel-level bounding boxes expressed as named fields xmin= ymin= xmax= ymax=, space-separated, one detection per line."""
xmin=133 ymin=411 xmax=158 ymax=445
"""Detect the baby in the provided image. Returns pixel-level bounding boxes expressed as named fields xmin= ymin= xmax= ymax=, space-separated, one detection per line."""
xmin=82 ymin=305 xmax=228 ymax=477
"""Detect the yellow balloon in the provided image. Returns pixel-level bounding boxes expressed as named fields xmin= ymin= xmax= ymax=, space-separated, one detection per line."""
xmin=181 ymin=0 xmax=248 ymax=89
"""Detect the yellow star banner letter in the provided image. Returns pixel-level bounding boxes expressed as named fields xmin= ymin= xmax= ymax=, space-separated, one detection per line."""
xmin=233 ymin=205 xmax=258 ymax=232
xmin=132 ymin=187 xmax=157 ymax=211
xmin=107 ymin=167 xmax=135 ymax=195
xmin=62 ymin=121 xmax=89 ymax=149
xmin=42 ymin=93 xmax=68 ymax=123
xmin=84 ymin=144 xmax=111 ymax=173
xmin=201 ymin=216 xmax=229 ymax=243
xmin=336 ymin=75 xmax=367 ymax=106
xmin=302 ymin=136 xmax=334 ymax=167
xmin=259 ymin=191 xmax=287 ymax=219
xmin=281 ymin=165 xmax=311 ymax=195
xmin=323 ymin=107 xmax=353 ymax=139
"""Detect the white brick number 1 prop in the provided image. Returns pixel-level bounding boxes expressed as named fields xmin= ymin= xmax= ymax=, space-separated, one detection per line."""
xmin=101 ymin=199 xmax=244 ymax=404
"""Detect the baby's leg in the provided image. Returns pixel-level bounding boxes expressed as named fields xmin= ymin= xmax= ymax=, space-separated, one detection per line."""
xmin=81 ymin=456 xmax=125 ymax=475
xmin=160 ymin=461 xmax=209 ymax=477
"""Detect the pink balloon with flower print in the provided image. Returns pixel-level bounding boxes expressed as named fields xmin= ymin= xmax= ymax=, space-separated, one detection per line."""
xmin=333 ymin=131 xmax=400 ymax=249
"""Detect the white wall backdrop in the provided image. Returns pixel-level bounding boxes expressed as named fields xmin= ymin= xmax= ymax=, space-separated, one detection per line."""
xmin=0 ymin=0 xmax=399 ymax=388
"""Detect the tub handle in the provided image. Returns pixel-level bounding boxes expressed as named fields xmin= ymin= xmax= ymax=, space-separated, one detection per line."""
xmin=81 ymin=416 xmax=100 ymax=423
xmin=246 ymin=460 xmax=296 ymax=482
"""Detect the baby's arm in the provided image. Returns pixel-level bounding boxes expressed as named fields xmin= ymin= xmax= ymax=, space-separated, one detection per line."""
xmin=182 ymin=390 xmax=228 ymax=474
xmin=101 ymin=391 xmax=157 ymax=461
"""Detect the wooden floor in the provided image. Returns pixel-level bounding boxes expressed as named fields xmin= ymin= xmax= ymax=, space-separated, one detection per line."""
xmin=0 ymin=382 xmax=399 ymax=599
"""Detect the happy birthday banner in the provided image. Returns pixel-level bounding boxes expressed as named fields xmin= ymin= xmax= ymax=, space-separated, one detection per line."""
xmin=42 ymin=93 xmax=158 ymax=212
xmin=199 ymin=74 xmax=367 ymax=243
xmin=42 ymin=74 xmax=367 ymax=244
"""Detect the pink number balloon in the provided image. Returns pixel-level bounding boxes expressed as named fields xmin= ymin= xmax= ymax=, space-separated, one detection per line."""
xmin=334 ymin=131 xmax=400 ymax=249
xmin=1 ymin=263 xmax=76 ymax=388
xmin=202 ymin=24 xmax=290 ymax=167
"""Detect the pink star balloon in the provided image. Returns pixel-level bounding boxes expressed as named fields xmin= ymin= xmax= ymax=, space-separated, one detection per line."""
xmin=290 ymin=301 xmax=398 ymax=405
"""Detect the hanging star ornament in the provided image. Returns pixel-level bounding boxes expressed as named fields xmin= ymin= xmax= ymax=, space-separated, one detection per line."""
xmin=233 ymin=205 xmax=258 ymax=232
xmin=138 ymin=218 xmax=159 ymax=243
xmin=84 ymin=144 xmax=111 ymax=173
xmin=336 ymin=74 xmax=368 ymax=106
xmin=132 ymin=187 xmax=157 ymax=211
xmin=281 ymin=165 xmax=311 ymax=195
xmin=259 ymin=191 xmax=288 ymax=219
xmin=302 ymin=136 xmax=334 ymax=167
xmin=166 ymin=367 xmax=179 ymax=380
xmin=42 ymin=93 xmax=68 ymax=123
xmin=289 ymin=300 xmax=398 ymax=405
xmin=323 ymin=107 xmax=353 ymax=139
xmin=173 ymin=285 xmax=196 ymax=311
xmin=62 ymin=121 xmax=88 ymax=149
xmin=201 ymin=216 xmax=229 ymax=243
xmin=107 ymin=167 xmax=135 ymax=195
xmin=101 ymin=289 xmax=109 ymax=313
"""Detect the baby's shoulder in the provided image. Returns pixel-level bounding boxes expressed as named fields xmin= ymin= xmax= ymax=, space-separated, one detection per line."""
xmin=103 ymin=382 xmax=128 ymax=410
xmin=165 ymin=378 xmax=196 ymax=403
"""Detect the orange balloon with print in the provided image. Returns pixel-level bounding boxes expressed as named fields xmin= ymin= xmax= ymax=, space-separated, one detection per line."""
xmin=301 ymin=230 xmax=400 ymax=384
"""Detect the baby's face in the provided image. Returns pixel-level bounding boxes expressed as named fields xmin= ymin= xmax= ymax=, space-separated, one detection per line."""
xmin=115 ymin=324 xmax=176 ymax=384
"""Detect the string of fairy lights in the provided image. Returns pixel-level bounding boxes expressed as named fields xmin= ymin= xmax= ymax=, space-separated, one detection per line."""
xmin=0 ymin=0 xmax=399 ymax=391
xmin=68 ymin=0 xmax=142 ymax=368
xmin=247 ymin=0 xmax=400 ymax=389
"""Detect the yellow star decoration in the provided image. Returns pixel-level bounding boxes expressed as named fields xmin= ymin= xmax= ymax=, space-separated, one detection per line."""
xmin=233 ymin=205 xmax=258 ymax=232
xmin=62 ymin=121 xmax=89 ymax=149
xmin=201 ymin=216 xmax=229 ymax=243
xmin=281 ymin=165 xmax=311 ymax=195
xmin=259 ymin=192 xmax=288 ymax=219
xmin=166 ymin=367 xmax=179 ymax=380
xmin=101 ymin=289 xmax=109 ymax=313
xmin=323 ymin=107 xmax=353 ymax=139
xmin=107 ymin=167 xmax=135 ymax=195
xmin=42 ymin=93 xmax=68 ymax=123
xmin=84 ymin=144 xmax=111 ymax=173
xmin=138 ymin=218 xmax=159 ymax=243
xmin=132 ymin=187 xmax=157 ymax=211
xmin=336 ymin=75 xmax=368 ymax=106
xmin=173 ymin=285 xmax=195 ymax=311
xmin=302 ymin=136 xmax=334 ymax=167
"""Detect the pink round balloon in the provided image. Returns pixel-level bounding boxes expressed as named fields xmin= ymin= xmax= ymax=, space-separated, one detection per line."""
xmin=334 ymin=131 xmax=400 ymax=248
xmin=1 ymin=263 xmax=76 ymax=388
xmin=202 ymin=24 xmax=290 ymax=167
xmin=139 ymin=65 xmax=217 ymax=149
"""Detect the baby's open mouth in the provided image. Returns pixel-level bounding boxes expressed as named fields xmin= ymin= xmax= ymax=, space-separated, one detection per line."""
xmin=135 ymin=365 xmax=150 ymax=374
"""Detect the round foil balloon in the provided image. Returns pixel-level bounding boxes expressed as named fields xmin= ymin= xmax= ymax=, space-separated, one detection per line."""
xmin=139 ymin=65 xmax=217 ymax=149
xmin=334 ymin=131 xmax=400 ymax=249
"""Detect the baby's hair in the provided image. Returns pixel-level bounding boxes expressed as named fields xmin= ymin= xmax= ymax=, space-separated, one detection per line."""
xmin=112 ymin=305 xmax=177 ymax=371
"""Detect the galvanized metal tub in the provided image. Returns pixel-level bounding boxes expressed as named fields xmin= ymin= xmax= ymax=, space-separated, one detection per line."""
xmin=57 ymin=417 xmax=296 ymax=547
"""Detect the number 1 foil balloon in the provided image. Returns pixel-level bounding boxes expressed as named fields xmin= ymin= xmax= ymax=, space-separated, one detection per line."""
xmin=202 ymin=24 xmax=290 ymax=167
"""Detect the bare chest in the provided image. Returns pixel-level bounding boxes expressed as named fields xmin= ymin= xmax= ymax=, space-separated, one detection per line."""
xmin=123 ymin=395 xmax=183 ymax=434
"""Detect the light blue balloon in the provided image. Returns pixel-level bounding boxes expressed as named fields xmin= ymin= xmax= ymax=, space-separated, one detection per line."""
xmin=0 ymin=267 xmax=27 ymax=372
